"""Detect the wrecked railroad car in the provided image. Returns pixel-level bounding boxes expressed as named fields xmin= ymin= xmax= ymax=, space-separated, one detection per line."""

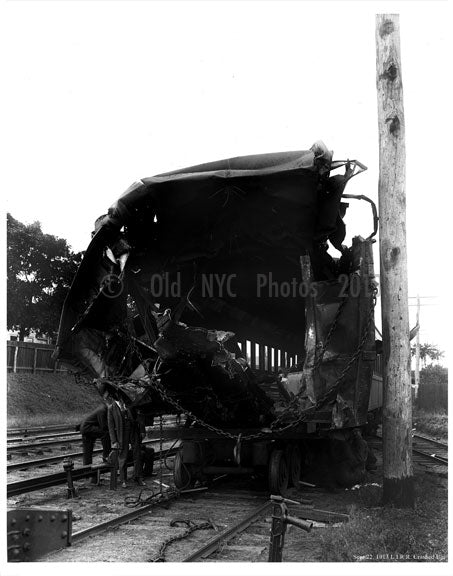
xmin=55 ymin=141 xmax=382 ymax=493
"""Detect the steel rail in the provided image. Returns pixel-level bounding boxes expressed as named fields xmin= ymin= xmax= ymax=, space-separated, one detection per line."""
xmin=7 ymin=423 xmax=181 ymax=452
xmin=7 ymin=436 xmax=83 ymax=451
xmin=7 ymin=449 xmax=96 ymax=471
xmin=370 ymin=434 xmax=448 ymax=467
xmin=413 ymin=434 xmax=448 ymax=449
xmin=7 ymin=431 xmax=81 ymax=443
xmin=7 ymin=424 xmax=77 ymax=436
xmin=71 ymin=474 xmax=226 ymax=547
xmin=7 ymin=416 xmax=180 ymax=438
xmin=7 ymin=448 xmax=178 ymax=497
xmin=412 ymin=434 xmax=448 ymax=465
xmin=7 ymin=467 xmax=100 ymax=497
xmin=8 ymin=425 xmax=178 ymax=443
xmin=412 ymin=449 xmax=448 ymax=466
xmin=72 ymin=496 xmax=173 ymax=544
xmin=182 ymin=500 xmax=272 ymax=562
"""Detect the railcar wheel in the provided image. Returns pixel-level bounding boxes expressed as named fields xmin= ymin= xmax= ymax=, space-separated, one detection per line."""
xmin=286 ymin=444 xmax=302 ymax=487
xmin=268 ymin=449 xmax=289 ymax=495
xmin=173 ymin=449 xmax=195 ymax=490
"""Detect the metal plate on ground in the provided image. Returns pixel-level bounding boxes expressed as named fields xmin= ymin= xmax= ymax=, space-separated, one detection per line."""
xmin=7 ymin=508 xmax=72 ymax=561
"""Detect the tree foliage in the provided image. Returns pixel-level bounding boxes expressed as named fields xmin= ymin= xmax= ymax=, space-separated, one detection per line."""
xmin=419 ymin=364 xmax=448 ymax=388
xmin=7 ymin=213 xmax=82 ymax=340
xmin=417 ymin=364 xmax=448 ymax=412
xmin=411 ymin=342 xmax=444 ymax=367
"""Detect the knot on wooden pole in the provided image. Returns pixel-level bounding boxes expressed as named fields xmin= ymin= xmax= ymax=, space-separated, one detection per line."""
xmin=380 ymin=63 xmax=398 ymax=82
xmin=387 ymin=115 xmax=401 ymax=136
xmin=382 ymin=241 xmax=403 ymax=271
xmin=379 ymin=19 xmax=395 ymax=37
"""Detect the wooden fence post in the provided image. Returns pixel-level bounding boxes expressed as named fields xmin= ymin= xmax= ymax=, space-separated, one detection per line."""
xmin=13 ymin=345 xmax=19 ymax=373
xmin=376 ymin=13 xmax=414 ymax=507
xmin=32 ymin=347 xmax=38 ymax=374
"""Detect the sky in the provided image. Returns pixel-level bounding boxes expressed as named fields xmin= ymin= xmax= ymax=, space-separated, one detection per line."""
xmin=3 ymin=0 xmax=451 ymax=363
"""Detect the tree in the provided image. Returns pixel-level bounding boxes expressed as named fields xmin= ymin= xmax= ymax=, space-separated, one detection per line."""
xmin=420 ymin=364 xmax=448 ymax=387
xmin=411 ymin=343 xmax=444 ymax=367
xmin=7 ymin=213 xmax=82 ymax=341
xmin=417 ymin=364 xmax=448 ymax=412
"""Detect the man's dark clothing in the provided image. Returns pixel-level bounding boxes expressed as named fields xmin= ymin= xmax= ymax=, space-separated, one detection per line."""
xmin=80 ymin=404 xmax=111 ymax=465
xmin=107 ymin=402 xmax=146 ymax=482
xmin=141 ymin=445 xmax=155 ymax=477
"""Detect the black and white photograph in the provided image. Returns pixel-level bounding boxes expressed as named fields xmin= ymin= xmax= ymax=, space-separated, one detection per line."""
xmin=2 ymin=0 xmax=450 ymax=572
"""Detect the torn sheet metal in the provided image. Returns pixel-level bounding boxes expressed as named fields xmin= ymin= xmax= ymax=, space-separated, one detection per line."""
xmin=274 ymin=237 xmax=376 ymax=428
xmin=54 ymin=141 xmax=374 ymax=431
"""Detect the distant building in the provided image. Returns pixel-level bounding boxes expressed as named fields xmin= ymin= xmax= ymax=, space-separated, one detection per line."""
xmin=7 ymin=330 xmax=53 ymax=345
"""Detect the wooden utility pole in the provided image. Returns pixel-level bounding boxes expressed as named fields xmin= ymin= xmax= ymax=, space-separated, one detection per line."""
xmin=375 ymin=14 xmax=414 ymax=507
xmin=414 ymin=295 xmax=420 ymax=398
xmin=414 ymin=294 xmax=420 ymax=398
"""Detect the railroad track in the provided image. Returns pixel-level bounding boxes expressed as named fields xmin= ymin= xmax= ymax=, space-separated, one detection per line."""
xmin=181 ymin=498 xmax=274 ymax=562
xmin=7 ymin=438 xmax=172 ymax=472
xmin=7 ymin=445 xmax=179 ymax=497
xmin=7 ymin=424 xmax=78 ymax=437
xmin=9 ymin=425 xmax=445 ymax=562
xmin=7 ymin=419 xmax=182 ymax=458
xmin=46 ymin=482 xmax=277 ymax=562
xmin=14 ymin=477 xmax=346 ymax=563
xmin=412 ymin=434 xmax=448 ymax=466
xmin=7 ymin=447 xmax=106 ymax=472
xmin=7 ymin=440 xmax=176 ymax=496
xmin=7 ymin=435 xmax=83 ymax=453
xmin=367 ymin=434 xmax=448 ymax=468
xmin=179 ymin=491 xmax=345 ymax=562
xmin=7 ymin=416 xmax=181 ymax=441
xmin=7 ymin=430 xmax=81 ymax=443
xmin=57 ymin=480 xmax=276 ymax=562
xmin=7 ymin=443 xmax=350 ymax=563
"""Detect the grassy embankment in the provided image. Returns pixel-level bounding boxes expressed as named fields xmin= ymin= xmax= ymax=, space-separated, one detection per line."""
xmin=7 ymin=372 xmax=101 ymax=428
xmin=320 ymin=406 xmax=448 ymax=562
xmin=320 ymin=472 xmax=447 ymax=562
xmin=413 ymin=409 xmax=448 ymax=441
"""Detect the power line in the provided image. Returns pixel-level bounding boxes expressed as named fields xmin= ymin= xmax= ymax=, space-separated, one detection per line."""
xmin=408 ymin=296 xmax=437 ymax=299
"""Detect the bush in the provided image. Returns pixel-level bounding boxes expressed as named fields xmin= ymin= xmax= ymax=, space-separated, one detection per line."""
xmin=417 ymin=365 xmax=448 ymax=412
